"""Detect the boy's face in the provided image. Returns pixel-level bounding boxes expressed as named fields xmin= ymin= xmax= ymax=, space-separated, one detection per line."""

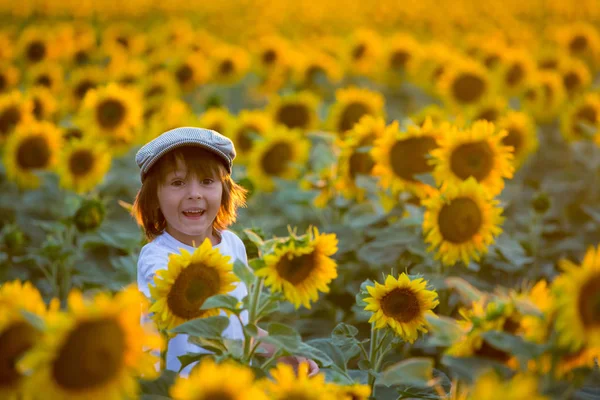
xmin=157 ymin=158 xmax=223 ymax=246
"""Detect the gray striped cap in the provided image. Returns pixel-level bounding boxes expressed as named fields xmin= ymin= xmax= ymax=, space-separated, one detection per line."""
xmin=135 ymin=127 xmax=235 ymax=181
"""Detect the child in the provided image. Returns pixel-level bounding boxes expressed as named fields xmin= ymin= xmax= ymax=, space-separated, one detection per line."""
xmin=132 ymin=127 xmax=318 ymax=376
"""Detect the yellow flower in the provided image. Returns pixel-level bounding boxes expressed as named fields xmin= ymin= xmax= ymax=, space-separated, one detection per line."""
xmin=558 ymin=57 xmax=592 ymax=98
xmin=381 ymin=33 xmax=422 ymax=84
xmin=292 ymin=50 xmax=343 ymax=91
xmin=225 ymin=109 xmax=273 ymax=165
xmin=327 ymin=86 xmax=385 ymax=135
xmin=517 ymin=280 xmax=553 ymax=344
xmin=169 ymin=52 xmax=209 ymax=92
xmin=19 ymin=285 xmax=163 ymax=400
xmin=461 ymin=96 xmax=508 ymax=124
xmin=27 ymin=62 xmax=64 ymax=94
xmin=553 ymin=22 xmax=600 ymax=70
xmin=268 ymin=91 xmax=321 ymax=131
xmin=101 ymin=22 xmax=147 ymax=57
xmin=198 ymin=107 xmax=233 ymax=135
xmin=144 ymin=99 xmax=199 ymax=143
xmin=430 ymin=120 xmax=514 ymax=196
xmin=560 ymin=92 xmax=600 ymax=142
xmin=337 ymin=383 xmax=371 ymax=400
xmin=408 ymin=104 xmax=448 ymax=127
xmin=0 ymin=32 xmax=14 ymax=62
xmin=26 ymin=86 xmax=58 ymax=121
xmin=0 ymin=63 xmax=19 ymax=94
xmin=170 ymin=358 xmax=267 ymax=400
xmin=56 ymin=137 xmax=112 ymax=194
xmin=141 ymin=70 xmax=180 ymax=104
xmin=261 ymin=361 xmax=332 ymax=400
xmin=409 ymin=43 xmax=461 ymax=94
xmin=496 ymin=111 xmax=538 ymax=170
xmin=3 ymin=120 xmax=62 ymax=189
xmin=67 ymin=66 xmax=104 ymax=111
xmin=372 ymin=117 xmax=443 ymax=199
xmin=210 ymin=45 xmax=250 ymax=85
xmin=494 ymin=49 xmax=536 ymax=96
xmin=521 ymin=70 xmax=566 ymax=123
xmin=469 ymin=371 xmax=548 ymax=400
xmin=256 ymin=227 xmax=338 ymax=309
xmin=553 ymin=245 xmax=600 ymax=350
xmin=149 ymin=238 xmax=239 ymax=333
xmin=253 ymin=35 xmax=292 ymax=75
xmin=344 ymin=28 xmax=383 ymax=77
xmin=437 ymin=58 xmax=492 ymax=110
xmin=364 ymin=273 xmax=439 ymax=343
xmin=107 ymin=55 xmax=148 ymax=87
xmin=423 ymin=178 xmax=504 ymax=266
xmin=246 ymin=125 xmax=310 ymax=192
xmin=17 ymin=26 xmax=58 ymax=64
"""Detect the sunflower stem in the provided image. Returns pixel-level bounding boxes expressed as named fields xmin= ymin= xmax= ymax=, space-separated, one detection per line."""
xmin=368 ymin=321 xmax=380 ymax=395
xmin=243 ymin=277 xmax=264 ymax=362
xmin=160 ymin=331 xmax=169 ymax=371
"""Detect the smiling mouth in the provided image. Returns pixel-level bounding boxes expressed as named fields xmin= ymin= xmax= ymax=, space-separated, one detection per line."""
xmin=182 ymin=209 xmax=206 ymax=217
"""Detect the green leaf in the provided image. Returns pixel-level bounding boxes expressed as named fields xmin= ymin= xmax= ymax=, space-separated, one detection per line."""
xmin=424 ymin=314 xmax=463 ymax=347
xmin=297 ymin=341 xmax=333 ymax=367
xmin=481 ymin=330 xmax=546 ymax=360
xmin=249 ymin=258 xmax=266 ymax=272
xmin=307 ymin=338 xmax=347 ymax=371
xmin=139 ymin=370 xmax=177 ymax=396
xmin=332 ymin=322 xmax=359 ymax=340
xmin=233 ymin=259 xmax=254 ymax=287
xmin=377 ymin=357 xmax=434 ymax=388
xmin=224 ymin=339 xmax=244 ymax=359
xmin=187 ymin=337 xmax=227 ymax=354
xmin=200 ymin=294 xmax=241 ymax=313
xmin=177 ymin=352 xmax=213 ymax=372
xmin=262 ymin=323 xmax=301 ymax=352
xmin=441 ymin=355 xmax=512 ymax=383
xmin=243 ymin=228 xmax=264 ymax=247
xmin=445 ymin=277 xmax=483 ymax=302
xmin=244 ymin=323 xmax=259 ymax=337
xmin=171 ymin=316 xmax=230 ymax=339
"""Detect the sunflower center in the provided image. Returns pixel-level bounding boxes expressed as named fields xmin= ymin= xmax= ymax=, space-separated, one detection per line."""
xmin=275 ymin=250 xmax=317 ymax=285
xmin=0 ymin=322 xmax=37 ymax=388
xmin=64 ymin=127 xmax=83 ymax=141
xmin=33 ymin=98 xmax=43 ymax=120
xmin=339 ymin=102 xmax=370 ymax=132
xmin=145 ymin=84 xmax=165 ymax=98
xmin=203 ymin=390 xmax=235 ymax=400
xmin=573 ymin=105 xmax=597 ymax=136
xmin=52 ymin=318 xmax=125 ymax=390
xmin=75 ymin=80 xmax=96 ymax=100
xmin=502 ymin=128 xmax=523 ymax=154
xmin=475 ymin=108 xmax=499 ymax=122
xmin=563 ymin=72 xmax=581 ymax=92
xmin=276 ymin=103 xmax=310 ymax=129
xmin=262 ymin=49 xmax=277 ymax=65
xmin=570 ymin=35 xmax=588 ymax=52
xmin=577 ymin=273 xmax=600 ymax=328
xmin=116 ymin=36 xmax=129 ymax=49
xmin=524 ymin=89 xmax=537 ymax=102
xmin=260 ymin=141 xmax=293 ymax=176
xmin=69 ymin=149 xmax=95 ymax=176
xmin=26 ymin=41 xmax=46 ymax=62
xmin=451 ymin=73 xmax=486 ymax=104
xmin=96 ymin=99 xmax=126 ymax=130
xmin=35 ymin=74 xmax=51 ymax=88
xmin=539 ymin=59 xmax=558 ymax=70
xmin=352 ymin=44 xmax=366 ymax=60
xmin=437 ymin=197 xmax=482 ymax=243
xmin=237 ymin=125 xmax=259 ymax=152
xmin=167 ymin=263 xmax=221 ymax=319
xmin=349 ymin=148 xmax=375 ymax=179
xmin=176 ymin=64 xmax=193 ymax=85
xmin=389 ymin=136 xmax=437 ymax=182
xmin=0 ymin=106 xmax=21 ymax=136
xmin=219 ymin=60 xmax=234 ymax=76
xmin=484 ymin=54 xmax=500 ymax=69
xmin=74 ymin=50 xmax=89 ymax=65
xmin=449 ymin=140 xmax=494 ymax=181
xmin=380 ymin=288 xmax=421 ymax=322
xmin=505 ymin=63 xmax=524 ymax=87
xmin=16 ymin=135 xmax=51 ymax=170
xmin=390 ymin=50 xmax=409 ymax=70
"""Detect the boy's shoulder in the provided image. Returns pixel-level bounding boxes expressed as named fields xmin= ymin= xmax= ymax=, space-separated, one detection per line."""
xmin=220 ymin=229 xmax=245 ymax=248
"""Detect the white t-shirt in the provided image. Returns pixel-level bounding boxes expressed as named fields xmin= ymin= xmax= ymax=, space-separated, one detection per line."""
xmin=137 ymin=229 xmax=249 ymax=376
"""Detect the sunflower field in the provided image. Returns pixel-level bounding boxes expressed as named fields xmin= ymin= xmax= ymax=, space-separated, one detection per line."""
xmin=1 ymin=0 xmax=600 ymax=399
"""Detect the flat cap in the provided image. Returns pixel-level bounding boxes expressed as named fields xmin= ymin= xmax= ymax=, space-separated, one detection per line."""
xmin=135 ymin=127 xmax=235 ymax=181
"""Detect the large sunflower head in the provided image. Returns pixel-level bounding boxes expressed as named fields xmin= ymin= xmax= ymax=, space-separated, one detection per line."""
xmin=3 ymin=120 xmax=62 ymax=189
xmin=26 ymin=86 xmax=58 ymax=121
xmin=268 ymin=91 xmax=320 ymax=131
xmin=256 ymin=227 xmax=338 ymax=309
xmin=198 ymin=107 xmax=233 ymax=135
xmin=371 ymin=117 xmax=443 ymax=199
xmin=261 ymin=361 xmax=332 ymax=400
xmin=496 ymin=111 xmax=538 ymax=170
xmin=0 ymin=90 xmax=34 ymax=141
xmin=170 ymin=358 xmax=267 ymax=400
xmin=0 ymin=63 xmax=19 ymax=94
xmin=210 ymin=45 xmax=250 ymax=85
xmin=430 ymin=119 xmax=514 ymax=196
xmin=67 ymin=66 xmax=104 ymax=111
xmin=225 ymin=109 xmax=273 ymax=165
xmin=148 ymin=238 xmax=239 ymax=333
xmin=437 ymin=58 xmax=492 ymax=110
xmin=560 ymin=92 xmax=600 ymax=143
xmin=553 ymin=245 xmax=600 ymax=350
xmin=422 ymin=177 xmax=504 ymax=266
xmin=19 ymin=285 xmax=163 ymax=399
xmin=364 ymin=273 xmax=439 ymax=343
xmin=56 ymin=137 xmax=112 ymax=194
xmin=327 ymin=86 xmax=385 ymax=135
xmin=246 ymin=125 xmax=310 ymax=192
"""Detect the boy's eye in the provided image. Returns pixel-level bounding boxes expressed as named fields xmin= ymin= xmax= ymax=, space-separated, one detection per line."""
xmin=202 ymin=178 xmax=214 ymax=185
xmin=171 ymin=179 xmax=185 ymax=186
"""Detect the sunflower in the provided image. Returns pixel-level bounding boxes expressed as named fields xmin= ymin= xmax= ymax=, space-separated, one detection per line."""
xmin=19 ymin=285 xmax=163 ymax=400
xmin=292 ymin=50 xmax=343 ymax=91
xmin=26 ymin=62 xmax=64 ymax=93
xmin=553 ymin=245 xmax=600 ymax=350
xmin=101 ymin=22 xmax=147 ymax=57
xmin=246 ymin=125 xmax=310 ymax=192
xmin=169 ymin=52 xmax=209 ymax=92
xmin=422 ymin=177 xmax=504 ymax=266
xmin=0 ymin=90 xmax=34 ymax=142
xmin=198 ymin=107 xmax=233 ymax=135
xmin=261 ymin=361 xmax=332 ymax=400
xmin=371 ymin=117 xmax=442 ymax=199
xmin=0 ymin=32 xmax=14 ymax=62
xmin=145 ymin=99 xmax=199 ymax=143
xmin=461 ymin=96 xmax=507 ymax=124
xmin=0 ymin=63 xmax=19 ymax=93
xmin=254 ymin=35 xmax=292 ymax=75
xmin=170 ymin=358 xmax=267 ymax=400
xmin=141 ymin=70 xmax=180 ymax=103
xmin=469 ymin=371 xmax=548 ymax=400
xmin=107 ymin=55 xmax=148 ymax=87
xmin=494 ymin=49 xmax=536 ymax=96
xmin=268 ymin=91 xmax=320 ymax=131
xmin=154 ymin=17 xmax=195 ymax=50
xmin=17 ymin=26 xmax=57 ymax=64
xmin=26 ymin=86 xmax=58 ymax=121
xmin=67 ymin=66 xmax=104 ymax=111
xmin=521 ymin=70 xmax=566 ymax=123
xmin=68 ymin=22 xmax=98 ymax=66
xmin=553 ymin=22 xmax=600 ymax=70
xmin=56 ymin=137 xmax=112 ymax=194
xmin=3 ymin=120 xmax=62 ymax=189
xmin=560 ymin=92 xmax=600 ymax=142
xmin=516 ymin=280 xmax=553 ymax=344
xmin=256 ymin=227 xmax=338 ymax=309
xmin=470 ymin=36 xmax=508 ymax=71
xmin=408 ymin=104 xmax=449 ymax=127
xmin=364 ymin=273 xmax=439 ymax=343
xmin=345 ymin=28 xmax=383 ymax=77
xmin=327 ymin=86 xmax=385 ymax=135
xmin=437 ymin=58 xmax=492 ymax=110
xmin=382 ymin=33 xmax=423 ymax=83
xmin=210 ymin=45 xmax=250 ymax=85
xmin=496 ymin=111 xmax=538 ymax=169
xmin=149 ymin=238 xmax=239 ymax=333
xmin=0 ymin=280 xmax=52 ymax=400
xmin=431 ymin=119 xmax=514 ymax=196
xmin=336 ymin=383 xmax=371 ymax=400
xmin=225 ymin=109 xmax=273 ymax=165
xmin=409 ymin=43 xmax=461 ymax=94
xmin=558 ymin=57 xmax=592 ymax=98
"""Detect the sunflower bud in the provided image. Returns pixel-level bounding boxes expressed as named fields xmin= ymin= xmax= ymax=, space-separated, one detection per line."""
xmin=2 ymin=224 xmax=27 ymax=255
xmin=73 ymin=198 xmax=105 ymax=232
xmin=531 ymin=192 xmax=551 ymax=214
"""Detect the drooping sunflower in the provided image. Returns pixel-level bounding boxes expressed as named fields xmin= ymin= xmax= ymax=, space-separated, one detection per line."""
xmin=26 ymin=62 xmax=64 ymax=94
xmin=437 ymin=58 xmax=492 ymax=110
xmin=170 ymin=358 xmax=267 ymax=400
xmin=246 ymin=125 xmax=310 ymax=192
xmin=198 ymin=107 xmax=233 ymax=136
xmin=560 ymin=92 xmax=600 ymax=143
xmin=19 ymin=285 xmax=163 ymax=400
xmin=0 ymin=91 xmax=33 ymax=142
xmin=521 ymin=70 xmax=566 ymax=123
xmin=17 ymin=26 xmax=57 ymax=64
xmin=422 ymin=177 xmax=504 ymax=266
xmin=0 ymin=63 xmax=19 ymax=94
xmin=256 ymin=227 xmax=338 ymax=309
xmin=26 ymin=86 xmax=58 ymax=121
xmin=496 ymin=111 xmax=538 ymax=169
xmin=3 ymin=120 xmax=62 ymax=189
xmin=371 ymin=118 xmax=443 ymax=199
xmin=67 ymin=66 xmax=104 ymax=111
xmin=210 ymin=45 xmax=250 ymax=85
xmin=0 ymin=280 xmax=52 ymax=400
xmin=169 ymin=52 xmax=209 ymax=92
xmin=327 ymin=86 xmax=385 ymax=135
xmin=344 ymin=28 xmax=383 ymax=77
xmin=431 ymin=119 xmax=514 ymax=196
xmin=469 ymin=371 xmax=548 ymax=400
xmin=364 ymin=273 xmax=439 ymax=343
xmin=225 ymin=109 xmax=273 ymax=165
xmin=553 ymin=245 xmax=600 ymax=350
xmin=558 ymin=57 xmax=592 ymax=98
xmin=149 ymin=238 xmax=239 ymax=333
xmin=56 ymin=137 xmax=112 ymax=194
xmin=268 ymin=91 xmax=320 ymax=131
xmin=261 ymin=361 xmax=332 ymax=400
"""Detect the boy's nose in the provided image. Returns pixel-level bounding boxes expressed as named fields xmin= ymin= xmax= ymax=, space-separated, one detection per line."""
xmin=186 ymin=179 xmax=204 ymax=199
